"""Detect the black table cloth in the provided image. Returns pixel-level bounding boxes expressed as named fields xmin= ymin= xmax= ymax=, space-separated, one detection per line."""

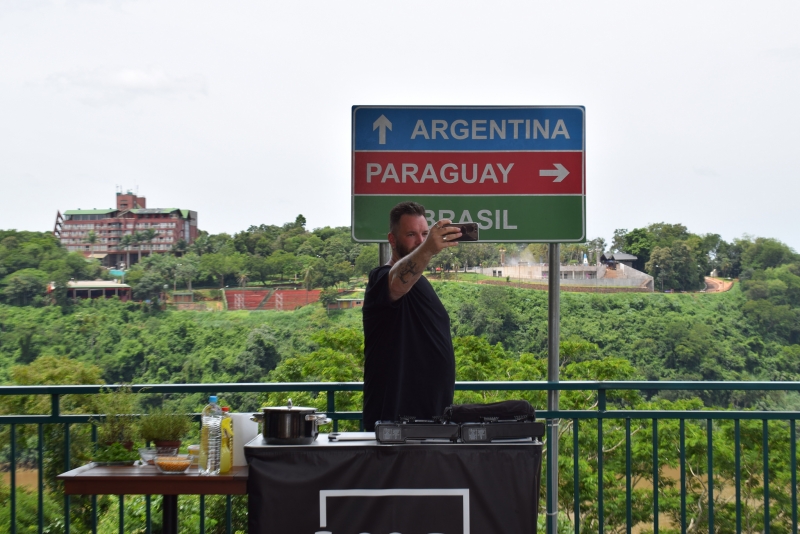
xmin=245 ymin=434 xmax=542 ymax=534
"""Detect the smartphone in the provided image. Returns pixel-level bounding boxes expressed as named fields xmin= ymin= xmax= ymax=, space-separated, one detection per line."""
xmin=444 ymin=223 xmax=479 ymax=242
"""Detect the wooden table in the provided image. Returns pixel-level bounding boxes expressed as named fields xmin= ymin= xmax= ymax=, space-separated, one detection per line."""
xmin=58 ymin=463 xmax=248 ymax=534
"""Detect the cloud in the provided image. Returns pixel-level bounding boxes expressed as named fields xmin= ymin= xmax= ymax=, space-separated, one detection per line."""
xmin=45 ymin=67 xmax=207 ymax=105
xmin=694 ymin=168 xmax=719 ymax=177
xmin=761 ymin=47 xmax=800 ymax=62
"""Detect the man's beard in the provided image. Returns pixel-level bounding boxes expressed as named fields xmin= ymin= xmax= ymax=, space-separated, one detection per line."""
xmin=394 ymin=241 xmax=418 ymax=259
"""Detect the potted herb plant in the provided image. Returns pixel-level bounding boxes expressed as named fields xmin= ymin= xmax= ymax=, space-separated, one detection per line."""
xmin=139 ymin=408 xmax=193 ymax=448
xmin=92 ymin=386 xmax=140 ymax=464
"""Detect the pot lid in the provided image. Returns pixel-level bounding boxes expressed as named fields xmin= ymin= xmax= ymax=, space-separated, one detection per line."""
xmin=259 ymin=398 xmax=318 ymax=412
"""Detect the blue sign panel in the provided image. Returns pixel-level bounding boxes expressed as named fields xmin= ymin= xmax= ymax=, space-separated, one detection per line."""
xmin=353 ymin=106 xmax=584 ymax=152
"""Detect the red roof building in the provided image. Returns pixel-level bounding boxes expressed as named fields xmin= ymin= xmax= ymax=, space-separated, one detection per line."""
xmin=54 ymin=191 xmax=199 ymax=267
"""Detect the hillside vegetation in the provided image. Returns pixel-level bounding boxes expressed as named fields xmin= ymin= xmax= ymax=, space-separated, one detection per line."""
xmin=1 ymin=278 xmax=798 ymax=410
xmin=1 ymin=219 xmax=798 ymax=405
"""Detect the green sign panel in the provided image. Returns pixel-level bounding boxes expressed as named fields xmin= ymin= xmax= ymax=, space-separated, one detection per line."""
xmin=353 ymin=195 xmax=584 ymax=242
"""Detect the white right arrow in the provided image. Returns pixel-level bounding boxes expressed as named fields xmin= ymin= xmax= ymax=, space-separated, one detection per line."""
xmin=372 ymin=115 xmax=392 ymax=145
xmin=539 ymin=163 xmax=569 ymax=183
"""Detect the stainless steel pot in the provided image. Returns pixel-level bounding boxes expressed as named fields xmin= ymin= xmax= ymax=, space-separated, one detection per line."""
xmin=251 ymin=399 xmax=331 ymax=445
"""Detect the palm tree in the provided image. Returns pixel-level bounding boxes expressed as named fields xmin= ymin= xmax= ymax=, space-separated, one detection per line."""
xmin=303 ymin=265 xmax=315 ymax=303
xmin=119 ymin=234 xmax=133 ymax=269
xmin=142 ymin=229 xmax=160 ymax=258
xmin=188 ymin=233 xmax=212 ymax=256
xmin=131 ymin=232 xmax=144 ymax=265
xmin=83 ymin=231 xmax=98 ymax=254
xmin=172 ymin=238 xmax=188 ymax=257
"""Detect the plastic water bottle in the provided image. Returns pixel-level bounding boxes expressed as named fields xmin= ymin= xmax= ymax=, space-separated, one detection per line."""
xmin=199 ymin=395 xmax=223 ymax=475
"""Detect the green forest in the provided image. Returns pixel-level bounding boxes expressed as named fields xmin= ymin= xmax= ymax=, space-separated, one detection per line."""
xmin=1 ymin=216 xmax=798 ymax=391
xmin=4 ymin=217 xmax=792 ymax=304
xmin=1 ymin=219 xmax=799 ymax=532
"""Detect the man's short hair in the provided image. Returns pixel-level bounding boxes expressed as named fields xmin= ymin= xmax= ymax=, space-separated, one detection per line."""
xmin=389 ymin=201 xmax=426 ymax=235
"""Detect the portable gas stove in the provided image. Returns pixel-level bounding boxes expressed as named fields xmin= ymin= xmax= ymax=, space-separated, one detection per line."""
xmin=374 ymin=416 xmax=460 ymax=444
xmin=374 ymin=416 xmax=545 ymax=444
xmin=460 ymin=420 xmax=545 ymax=443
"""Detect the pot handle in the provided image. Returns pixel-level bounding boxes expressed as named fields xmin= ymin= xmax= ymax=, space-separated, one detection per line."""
xmin=305 ymin=413 xmax=332 ymax=425
xmin=251 ymin=413 xmax=264 ymax=423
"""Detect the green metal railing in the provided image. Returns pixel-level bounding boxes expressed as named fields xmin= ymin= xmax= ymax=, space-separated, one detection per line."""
xmin=2 ymin=381 xmax=800 ymax=533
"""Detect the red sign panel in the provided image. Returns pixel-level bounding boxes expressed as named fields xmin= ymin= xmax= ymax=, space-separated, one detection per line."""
xmin=353 ymin=151 xmax=583 ymax=196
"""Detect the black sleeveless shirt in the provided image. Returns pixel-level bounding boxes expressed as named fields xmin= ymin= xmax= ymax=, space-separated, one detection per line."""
xmin=362 ymin=265 xmax=456 ymax=431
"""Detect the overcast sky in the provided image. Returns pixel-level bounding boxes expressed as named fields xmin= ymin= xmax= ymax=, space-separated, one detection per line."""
xmin=2 ymin=1 xmax=799 ymax=250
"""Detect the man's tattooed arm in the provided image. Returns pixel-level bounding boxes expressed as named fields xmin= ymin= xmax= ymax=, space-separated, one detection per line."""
xmin=397 ymin=260 xmax=419 ymax=284
xmin=388 ymin=253 xmax=432 ymax=301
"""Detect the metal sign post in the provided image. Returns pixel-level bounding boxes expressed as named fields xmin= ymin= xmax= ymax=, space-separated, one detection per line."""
xmin=547 ymin=243 xmax=560 ymax=534
xmin=379 ymin=243 xmax=392 ymax=266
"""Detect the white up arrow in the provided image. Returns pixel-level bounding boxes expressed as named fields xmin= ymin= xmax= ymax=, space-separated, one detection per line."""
xmin=373 ymin=115 xmax=392 ymax=145
xmin=539 ymin=163 xmax=569 ymax=183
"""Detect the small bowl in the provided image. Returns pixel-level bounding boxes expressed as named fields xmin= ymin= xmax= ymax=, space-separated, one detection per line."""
xmin=138 ymin=448 xmax=158 ymax=465
xmin=139 ymin=447 xmax=178 ymax=465
xmin=154 ymin=454 xmax=193 ymax=474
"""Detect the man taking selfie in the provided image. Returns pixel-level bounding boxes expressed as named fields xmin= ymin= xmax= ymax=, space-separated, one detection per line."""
xmin=362 ymin=201 xmax=463 ymax=431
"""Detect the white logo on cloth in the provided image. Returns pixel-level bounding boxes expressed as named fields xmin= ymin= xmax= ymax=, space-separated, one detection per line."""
xmin=315 ymin=488 xmax=470 ymax=534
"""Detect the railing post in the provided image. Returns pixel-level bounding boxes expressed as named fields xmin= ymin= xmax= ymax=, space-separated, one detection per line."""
xmin=681 ymin=419 xmax=687 ymax=534
xmin=90 ymin=424 xmax=98 ymax=534
xmin=626 ymin=418 xmax=632 ymax=534
xmin=64 ymin=421 xmax=71 ymax=534
xmin=653 ymin=418 xmax=659 ymax=534
xmin=547 ymin=243 xmax=560 ymax=534
xmin=707 ymin=418 xmax=713 ymax=533
xmin=735 ymin=419 xmax=741 ymax=534
xmin=791 ymin=420 xmax=797 ymax=534
xmin=119 ymin=496 xmax=124 ymax=533
xmin=11 ymin=424 xmax=16 ymax=534
xmin=789 ymin=419 xmax=797 ymax=534
xmin=38 ymin=424 xmax=45 ymax=534
xmin=227 ymin=495 xmax=233 ymax=533
xmin=145 ymin=495 xmax=151 ymax=534
xmin=597 ymin=389 xmax=605 ymax=533
xmin=763 ymin=419 xmax=770 ymax=534
xmin=574 ymin=419 xmax=581 ymax=534
xmin=327 ymin=391 xmax=337 ymax=433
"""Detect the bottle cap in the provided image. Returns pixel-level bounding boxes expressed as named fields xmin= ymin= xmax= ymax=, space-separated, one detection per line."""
xmin=209 ymin=395 xmax=218 ymax=403
xmin=222 ymin=406 xmax=230 ymax=412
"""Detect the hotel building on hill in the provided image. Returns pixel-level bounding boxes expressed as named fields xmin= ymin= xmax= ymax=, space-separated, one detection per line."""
xmin=53 ymin=191 xmax=198 ymax=267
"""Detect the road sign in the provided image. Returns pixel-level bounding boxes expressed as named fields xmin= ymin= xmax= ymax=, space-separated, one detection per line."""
xmin=351 ymin=106 xmax=585 ymax=242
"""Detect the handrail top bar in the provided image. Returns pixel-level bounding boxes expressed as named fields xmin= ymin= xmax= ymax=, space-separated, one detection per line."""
xmin=540 ymin=410 xmax=800 ymax=420
xmin=2 ymin=409 xmax=798 ymax=425
xmin=457 ymin=381 xmax=800 ymax=391
xmin=2 ymin=380 xmax=800 ymax=396
xmin=0 ymin=382 xmax=364 ymax=395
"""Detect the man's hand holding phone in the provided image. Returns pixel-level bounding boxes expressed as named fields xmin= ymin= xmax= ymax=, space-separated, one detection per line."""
xmin=444 ymin=223 xmax=479 ymax=242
